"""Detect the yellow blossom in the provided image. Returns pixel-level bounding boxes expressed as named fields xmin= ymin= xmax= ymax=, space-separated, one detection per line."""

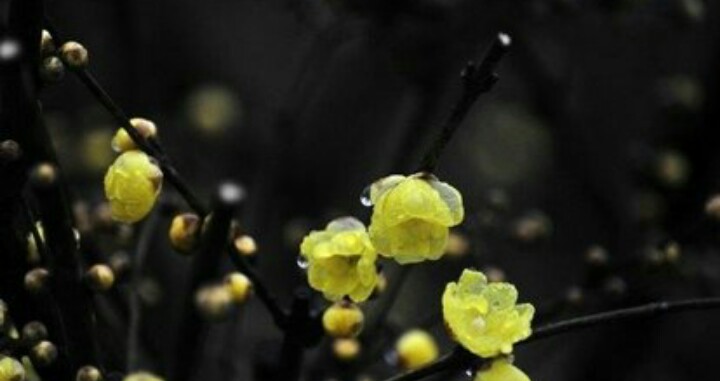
xmin=300 ymin=217 xmax=378 ymax=302
xmin=104 ymin=151 xmax=163 ymax=223
xmin=395 ymin=329 xmax=439 ymax=370
xmin=368 ymin=173 xmax=464 ymax=264
xmin=474 ymin=358 xmax=530 ymax=381
xmin=0 ymin=356 xmax=25 ymax=381
xmin=442 ymin=269 xmax=534 ymax=357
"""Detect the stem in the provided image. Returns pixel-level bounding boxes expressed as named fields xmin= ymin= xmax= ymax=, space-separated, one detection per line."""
xmin=173 ymin=183 xmax=243 ymax=381
xmin=364 ymin=266 xmax=410 ymax=341
xmin=380 ymin=347 xmax=475 ymax=381
xmin=417 ymin=33 xmax=511 ymax=173
xmin=44 ymin=20 xmax=208 ymax=217
xmin=380 ymin=297 xmax=720 ymax=381
xmin=276 ymin=289 xmax=313 ymax=381
xmin=31 ymin=165 xmax=100 ymax=374
xmin=528 ymin=297 xmax=720 ymax=342
xmin=227 ymin=245 xmax=289 ymax=331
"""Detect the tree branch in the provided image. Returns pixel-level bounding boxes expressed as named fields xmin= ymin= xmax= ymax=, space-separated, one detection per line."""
xmin=380 ymin=297 xmax=720 ymax=381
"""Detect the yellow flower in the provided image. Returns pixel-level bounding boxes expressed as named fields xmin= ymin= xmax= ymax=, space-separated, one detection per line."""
xmin=395 ymin=329 xmax=439 ymax=370
xmin=104 ymin=150 xmax=163 ymax=223
xmin=300 ymin=217 xmax=378 ymax=302
xmin=442 ymin=269 xmax=534 ymax=357
xmin=368 ymin=174 xmax=464 ymax=264
xmin=0 ymin=356 xmax=25 ymax=381
xmin=474 ymin=358 xmax=530 ymax=381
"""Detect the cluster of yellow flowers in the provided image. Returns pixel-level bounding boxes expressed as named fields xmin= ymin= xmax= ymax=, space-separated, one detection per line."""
xmin=300 ymin=173 xmax=464 ymax=302
xmin=300 ymin=171 xmax=535 ymax=378
xmin=104 ymin=119 xmax=163 ymax=223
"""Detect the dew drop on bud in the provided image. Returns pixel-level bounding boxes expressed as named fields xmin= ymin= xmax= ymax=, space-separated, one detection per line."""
xmin=296 ymin=256 xmax=309 ymax=269
xmin=360 ymin=186 xmax=372 ymax=207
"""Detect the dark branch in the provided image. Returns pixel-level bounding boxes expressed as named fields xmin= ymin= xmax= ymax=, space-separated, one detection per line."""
xmin=417 ymin=32 xmax=511 ymax=173
xmin=380 ymin=297 xmax=720 ymax=381
xmin=44 ymin=19 xmax=208 ymax=217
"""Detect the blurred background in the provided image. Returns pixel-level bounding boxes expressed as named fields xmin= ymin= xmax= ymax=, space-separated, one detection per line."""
xmin=37 ymin=0 xmax=720 ymax=380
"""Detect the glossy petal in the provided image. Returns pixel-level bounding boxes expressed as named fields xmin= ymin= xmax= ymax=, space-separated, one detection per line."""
xmin=368 ymin=174 xmax=464 ymax=263
xmin=443 ymin=269 xmax=534 ymax=358
xmin=300 ymin=217 xmax=378 ymax=302
xmin=104 ymin=150 xmax=163 ymax=223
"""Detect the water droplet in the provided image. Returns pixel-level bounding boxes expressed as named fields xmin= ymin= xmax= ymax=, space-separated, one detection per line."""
xmin=360 ymin=186 xmax=372 ymax=207
xmin=471 ymin=316 xmax=486 ymax=331
xmin=465 ymin=369 xmax=475 ymax=378
xmin=296 ymin=256 xmax=309 ymax=269
xmin=384 ymin=349 xmax=398 ymax=365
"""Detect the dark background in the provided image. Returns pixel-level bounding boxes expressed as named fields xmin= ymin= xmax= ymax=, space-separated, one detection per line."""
xmin=34 ymin=0 xmax=720 ymax=380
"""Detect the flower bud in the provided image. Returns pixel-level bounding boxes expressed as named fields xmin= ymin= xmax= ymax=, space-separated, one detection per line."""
xmin=59 ymin=41 xmax=88 ymax=69
xmin=111 ymin=118 xmax=158 ymax=153
xmin=333 ymin=338 xmax=361 ymax=361
xmin=76 ymin=365 xmax=103 ymax=381
xmin=0 ymin=140 xmax=22 ymax=164
xmin=40 ymin=30 xmax=55 ymax=57
xmin=224 ymin=273 xmax=252 ymax=304
xmin=395 ymin=329 xmax=439 ymax=370
xmin=31 ymin=341 xmax=58 ymax=367
xmin=233 ymin=235 xmax=257 ymax=257
xmin=24 ymin=268 xmax=50 ymax=294
xmin=322 ymin=302 xmax=364 ymax=338
xmin=195 ymin=285 xmax=232 ymax=321
xmin=31 ymin=163 xmax=58 ymax=185
xmin=123 ymin=372 xmax=165 ymax=381
xmin=40 ymin=56 xmax=65 ymax=83
xmin=22 ymin=321 xmax=49 ymax=345
xmin=85 ymin=264 xmax=115 ymax=292
xmin=168 ymin=213 xmax=200 ymax=254
xmin=0 ymin=356 xmax=25 ymax=381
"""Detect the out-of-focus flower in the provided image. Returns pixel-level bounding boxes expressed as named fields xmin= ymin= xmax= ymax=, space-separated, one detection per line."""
xmin=0 ymin=356 xmax=25 ymax=381
xmin=169 ymin=213 xmax=201 ymax=254
xmin=224 ymin=272 xmax=253 ymax=304
xmin=395 ymin=329 xmax=439 ymax=370
xmin=123 ymin=372 xmax=165 ymax=381
xmin=104 ymin=151 xmax=163 ymax=223
xmin=368 ymin=173 xmax=464 ymax=264
xmin=300 ymin=217 xmax=378 ymax=302
xmin=333 ymin=338 xmax=361 ymax=361
xmin=474 ymin=358 xmax=530 ymax=381
xmin=442 ymin=269 xmax=534 ymax=357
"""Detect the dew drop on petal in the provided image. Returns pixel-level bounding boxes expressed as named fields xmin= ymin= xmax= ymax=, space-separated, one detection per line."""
xmin=296 ymin=255 xmax=309 ymax=270
xmin=471 ymin=316 xmax=486 ymax=332
xmin=360 ymin=185 xmax=372 ymax=207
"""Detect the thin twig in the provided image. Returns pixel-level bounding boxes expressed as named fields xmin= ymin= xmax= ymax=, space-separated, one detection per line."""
xmin=380 ymin=297 xmax=720 ymax=381
xmin=44 ymin=19 xmax=208 ymax=217
xmin=417 ymin=32 xmax=511 ymax=173
xmin=173 ymin=183 xmax=243 ymax=381
xmin=227 ymin=245 xmax=289 ymax=331
xmin=528 ymin=297 xmax=720 ymax=342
